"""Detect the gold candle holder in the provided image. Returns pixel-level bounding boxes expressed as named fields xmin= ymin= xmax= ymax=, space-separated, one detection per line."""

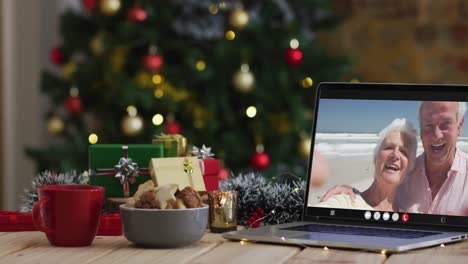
xmin=208 ymin=190 xmax=238 ymax=233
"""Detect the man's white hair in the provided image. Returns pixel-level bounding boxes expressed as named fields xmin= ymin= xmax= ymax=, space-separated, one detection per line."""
xmin=373 ymin=118 xmax=418 ymax=172
xmin=418 ymin=102 xmax=467 ymax=125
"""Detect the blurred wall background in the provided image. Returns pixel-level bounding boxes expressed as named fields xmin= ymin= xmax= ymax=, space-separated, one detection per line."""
xmin=324 ymin=0 xmax=468 ymax=83
xmin=1 ymin=0 xmax=68 ymax=210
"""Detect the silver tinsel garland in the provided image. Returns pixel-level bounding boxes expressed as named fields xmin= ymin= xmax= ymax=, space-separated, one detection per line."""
xmin=19 ymin=170 xmax=89 ymax=212
xmin=220 ymin=172 xmax=305 ymax=226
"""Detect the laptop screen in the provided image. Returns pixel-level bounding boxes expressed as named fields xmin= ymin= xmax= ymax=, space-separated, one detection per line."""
xmin=306 ymin=83 xmax=468 ymax=227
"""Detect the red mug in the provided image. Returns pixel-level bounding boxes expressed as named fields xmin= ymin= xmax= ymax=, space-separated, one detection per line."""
xmin=33 ymin=184 xmax=105 ymax=247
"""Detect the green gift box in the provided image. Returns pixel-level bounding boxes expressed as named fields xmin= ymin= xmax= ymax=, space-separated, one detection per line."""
xmin=89 ymin=144 xmax=164 ymax=198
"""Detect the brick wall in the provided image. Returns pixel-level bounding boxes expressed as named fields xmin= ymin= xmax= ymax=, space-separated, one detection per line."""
xmin=324 ymin=0 xmax=468 ymax=83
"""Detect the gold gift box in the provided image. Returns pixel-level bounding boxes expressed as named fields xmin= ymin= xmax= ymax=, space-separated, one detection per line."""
xmin=149 ymin=157 xmax=206 ymax=192
xmin=152 ymin=134 xmax=187 ymax=157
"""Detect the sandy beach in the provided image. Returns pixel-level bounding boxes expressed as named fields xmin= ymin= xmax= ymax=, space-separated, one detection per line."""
xmin=308 ymin=155 xmax=374 ymax=205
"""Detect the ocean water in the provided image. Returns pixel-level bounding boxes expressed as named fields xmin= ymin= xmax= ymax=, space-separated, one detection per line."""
xmin=315 ymin=133 xmax=468 ymax=158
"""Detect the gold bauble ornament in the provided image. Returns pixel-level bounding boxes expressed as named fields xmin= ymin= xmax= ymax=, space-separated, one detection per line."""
xmin=229 ymin=8 xmax=249 ymax=30
xmin=47 ymin=116 xmax=65 ymax=135
xmin=121 ymin=115 xmax=143 ymax=136
xmin=298 ymin=137 xmax=312 ymax=160
xmin=100 ymin=0 xmax=121 ymax=16
xmin=233 ymin=64 xmax=254 ymax=93
xmin=88 ymin=133 xmax=99 ymax=144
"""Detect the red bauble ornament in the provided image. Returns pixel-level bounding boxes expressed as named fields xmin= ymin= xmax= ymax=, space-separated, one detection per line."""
xmin=251 ymin=151 xmax=270 ymax=170
xmin=143 ymin=54 xmax=163 ymax=71
xmin=50 ymin=47 xmax=64 ymax=65
xmin=82 ymin=0 xmax=98 ymax=12
xmin=64 ymin=96 xmax=83 ymax=115
xmin=165 ymin=121 xmax=181 ymax=134
xmin=128 ymin=6 xmax=147 ymax=22
xmin=285 ymin=48 xmax=303 ymax=66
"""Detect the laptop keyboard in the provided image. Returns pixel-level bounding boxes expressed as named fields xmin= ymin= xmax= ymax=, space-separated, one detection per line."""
xmin=281 ymin=224 xmax=440 ymax=239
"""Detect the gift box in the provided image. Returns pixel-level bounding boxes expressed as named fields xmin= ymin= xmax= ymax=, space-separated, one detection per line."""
xmin=152 ymin=134 xmax=186 ymax=157
xmin=0 ymin=211 xmax=37 ymax=231
xmin=97 ymin=214 xmax=122 ymax=236
xmin=149 ymin=157 xmax=206 ymax=192
xmin=200 ymin=158 xmax=221 ymax=192
xmin=89 ymin=144 xmax=164 ymax=198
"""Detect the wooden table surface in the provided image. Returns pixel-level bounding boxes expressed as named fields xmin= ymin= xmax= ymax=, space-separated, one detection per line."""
xmin=0 ymin=231 xmax=467 ymax=263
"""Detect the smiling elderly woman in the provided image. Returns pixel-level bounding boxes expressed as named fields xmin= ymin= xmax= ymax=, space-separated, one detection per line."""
xmin=314 ymin=118 xmax=418 ymax=211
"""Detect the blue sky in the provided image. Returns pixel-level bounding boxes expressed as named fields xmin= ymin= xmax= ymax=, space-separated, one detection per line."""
xmin=316 ymin=99 xmax=468 ymax=136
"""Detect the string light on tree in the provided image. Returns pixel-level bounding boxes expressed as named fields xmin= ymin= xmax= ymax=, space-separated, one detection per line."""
xmin=229 ymin=7 xmax=249 ymax=30
xmin=152 ymin=114 xmax=164 ymax=126
xmin=50 ymin=46 xmax=65 ymax=65
xmin=128 ymin=5 xmax=147 ymax=23
xmin=196 ymin=60 xmax=206 ymax=71
xmin=88 ymin=133 xmax=99 ymax=144
xmin=47 ymin=116 xmax=65 ymax=135
xmin=64 ymin=87 xmax=83 ymax=115
xmin=246 ymin=106 xmax=257 ymax=118
xmin=121 ymin=105 xmax=143 ymax=136
xmin=290 ymin=38 xmax=299 ymax=49
xmin=233 ymin=64 xmax=255 ymax=93
xmin=251 ymin=144 xmax=270 ymax=170
xmin=100 ymin=0 xmax=121 ymax=16
xmin=152 ymin=74 xmax=163 ymax=85
xmin=285 ymin=38 xmax=303 ymax=66
xmin=143 ymin=46 xmax=163 ymax=72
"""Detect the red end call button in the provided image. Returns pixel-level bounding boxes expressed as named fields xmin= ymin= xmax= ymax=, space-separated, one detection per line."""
xmin=402 ymin=213 xmax=409 ymax=222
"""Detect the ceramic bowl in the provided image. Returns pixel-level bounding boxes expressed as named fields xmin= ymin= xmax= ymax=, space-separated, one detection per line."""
xmin=120 ymin=204 xmax=208 ymax=248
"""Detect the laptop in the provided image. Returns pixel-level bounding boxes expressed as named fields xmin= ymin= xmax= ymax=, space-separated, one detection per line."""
xmin=223 ymin=82 xmax=468 ymax=252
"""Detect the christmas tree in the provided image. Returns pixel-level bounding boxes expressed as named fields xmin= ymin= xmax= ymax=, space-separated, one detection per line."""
xmin=27 ymin=0 xmax=349 ymax=178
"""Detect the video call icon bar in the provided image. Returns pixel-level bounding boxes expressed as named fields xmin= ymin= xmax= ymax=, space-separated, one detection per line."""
xmin=363 ymin=211 xmax=409 ymax=222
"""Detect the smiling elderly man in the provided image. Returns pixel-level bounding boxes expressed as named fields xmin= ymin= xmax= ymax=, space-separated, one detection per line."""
xmin=396 ymin=101 xmax=468 ymax=215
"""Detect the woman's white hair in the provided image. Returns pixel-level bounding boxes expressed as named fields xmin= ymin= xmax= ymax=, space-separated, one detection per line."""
xmin=373 ymin=118 xmax=418 ymax=172
xmin=418 ymin=102 xmax=467 ymax=125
